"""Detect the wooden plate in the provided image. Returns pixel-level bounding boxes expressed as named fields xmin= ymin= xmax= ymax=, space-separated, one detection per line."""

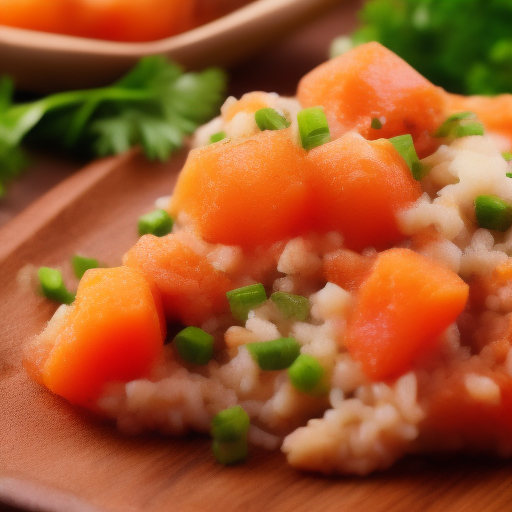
xmin=0 ymin=0 xmax=343 ymax=93
xmin=2 ymin=150 xmax=512 ymax=512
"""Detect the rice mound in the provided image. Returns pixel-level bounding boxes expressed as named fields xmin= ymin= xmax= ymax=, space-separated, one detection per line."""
xmin=86 ymin=109 xmax=512 ymax=474
xmin=24 ymin=74 xmax=512 ymax=477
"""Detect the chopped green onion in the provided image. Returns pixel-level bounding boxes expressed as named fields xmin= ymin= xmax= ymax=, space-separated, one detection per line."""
xmin=502 ymin=151 xmax=512 ymax=162
xmin=455 ymin=122 xmax=485 ymax=138
xmin=212 ymin=438 xmax=248 ymax=465
xmin=388 ymin=134 xmax=426 ymax=181
xmin=38 ymin=267 xmax=75 ymax=305
xmin=174 ymin=326 xmax=214 ymax=365
xmin=210 ymin=131 xmax=226 ymax=144
xmin=443 ymin=111 xmax=475 ymax=123
xmin=226 ymin=283 xmax=267 ymax=321
xmin=506 ymin=172 xmax=512 ymax=178
xmin=138 ymin=209 xmax=173 ymax=237
xmin=270 ymin=292 xmax=310 ymax=321
xmin=254 ymin=108 xmax=291 ymax=131
xmin=288 ymin=354 xmax=327 ymax=396
xmin=474 ymin=194 xmax=512 ymax=232
xmin=435 ymin=111 xmax=484 ymax=139
xmin=211 ymin=405 xmax=250 ymax=465
xmin=71 ymin=254 xmax=100 ymax=279
xmin=371 ymin=117 xmax=383 ymax=129
xmin=297 ymin=107 xmax=331 ymax=150
xmin=246 ymin=337 xmax=301 ymax=371
xmin=211 ymin=405 xmax=250 ymax=442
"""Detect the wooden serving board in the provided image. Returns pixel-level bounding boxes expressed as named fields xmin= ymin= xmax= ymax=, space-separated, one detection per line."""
xmin=2 ymin=150 xmax=512 ymax=512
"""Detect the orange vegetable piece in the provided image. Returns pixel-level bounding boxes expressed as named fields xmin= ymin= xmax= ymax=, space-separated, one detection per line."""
xmin=446 ymin=93 xmax=512 ymax=148
xmin=123 ymin=234 xmax=233 ymax=325
xmin=0 ymin=0 xmax=254 ymax=42
xmin=0 ymin=0 xmax=83 ymax=35
xmin=222 ymin=92 xmax=272 ymax=122
xmin=23 ymin=267 xmax=165 ymax=408
xmin=79 ymin=0 xmax=195 ymax=42
xmin=345 ymin=248 xmax=469 ymax=381
xmin=297 ymin=42 xmax=447 ymax=157
xmin=0 ymin=0 xmax=194 ymax=42
xmin=168 ymin=129 xmax=309 ymax=249
xmin=323 ymin=249 xmax=376 ymax=293
xmin=306 ymin=132 xmax=422 ymax=251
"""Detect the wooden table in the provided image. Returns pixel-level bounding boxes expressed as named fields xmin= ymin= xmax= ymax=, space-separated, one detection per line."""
xmin=0 ymin=0 xmax=362 ymax=229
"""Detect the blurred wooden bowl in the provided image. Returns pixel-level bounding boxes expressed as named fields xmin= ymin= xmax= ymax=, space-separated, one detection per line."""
xmin=0 ymin=0 xmax=344 ymax=93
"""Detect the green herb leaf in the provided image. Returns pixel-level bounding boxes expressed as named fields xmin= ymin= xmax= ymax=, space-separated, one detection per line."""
xmin=0 ymin=57 xmax=227 ymax=195
xmin=339 ymin=0 xmax=512 ymax=95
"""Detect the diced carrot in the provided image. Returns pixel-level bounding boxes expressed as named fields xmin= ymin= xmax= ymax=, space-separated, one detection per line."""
xmin=446 ymin=93 xmax=512 ymax=148
xmin=168 ymin=129 xmax=309 ymax=249
xmin=222 ymin=92 xmax=272 ymax=122
xmin=344 ymin=248 xmax=469 ymax=380
xmin=23 ymin=266 xmax=165 ymax=408
xmin=297 ymin=42 xmax=446 ymax=157
xmin=323 ymin=249 xmax=376 ymax=293
xmin=306 ymin=132 xmax=422 ymax=251
xmin=123 ymin=233 xmax=233 ymax=325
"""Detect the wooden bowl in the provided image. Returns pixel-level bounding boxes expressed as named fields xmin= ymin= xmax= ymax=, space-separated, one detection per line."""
xmin=0 ymin=0 xmax=344 ymax=93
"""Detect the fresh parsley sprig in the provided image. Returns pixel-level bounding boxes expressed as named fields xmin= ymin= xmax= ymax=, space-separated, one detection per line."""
xmin=0 ymin=56 xmax=227 ymax=196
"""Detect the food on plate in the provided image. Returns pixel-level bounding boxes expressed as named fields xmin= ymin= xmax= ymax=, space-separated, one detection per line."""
xmin=0 ymin=0 xmax=253 ymax=42
xmin=24 ymin=41 xmax=512 ymax=474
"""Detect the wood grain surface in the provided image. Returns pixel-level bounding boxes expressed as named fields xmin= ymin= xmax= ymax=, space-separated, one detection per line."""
xmin=2 ymin=148 xmax=512 ymax=512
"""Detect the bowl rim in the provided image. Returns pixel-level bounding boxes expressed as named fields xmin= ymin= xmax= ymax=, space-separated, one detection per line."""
xmin=0 ymin=0 xmax=332 ymax=57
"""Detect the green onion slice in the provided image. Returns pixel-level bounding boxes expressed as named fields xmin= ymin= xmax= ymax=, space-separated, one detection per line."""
xmin=288 ymin=354 xmax=326 ymax=396
xmin=210 ymin=131 xmax=226 ymax=144
xmin=270 ymin=292 xmax=310 ymax=321
xmin=138 ymin=209 xmax=173 ymax=237
xmin=226 ymin=283 xmax=267 ymax=321
xmin=506 ymin=172 xmax=512 ymax=178
xmin=211 ymin=405 xmax=250 ymax=465
xmin=38 ymin=267 xmax=75 ymax=305
xmin=502 ymin=151 xmax=512 ymax=162
xmin=71 ymin=255 xmax=100 ymax=279
xmin=371 ymin=117 xmax=383 ymax=129
xmin=212 ymin=438 xmax=248 ymax=465
xmin=388 ymin=134 xmax=427 ymax=181
xmin=474 ymin=194 xmax=512 ymax=232
xmin=254 ymin=108 xmax=291 ymax=131
xmin=174 ymin=326 xmax=214 ymax=365
xmin=246 ymin=337 xmax=301 ymax=371
xmin=211 ymin=405 xmax=250 ymax=442
xmin=297 ymin=107 xmax=331 ymax=150
xmin=455 ymin=122 xmax=485 ymax=138
xmin=435 ymin=111 xmax=484 ymax=139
